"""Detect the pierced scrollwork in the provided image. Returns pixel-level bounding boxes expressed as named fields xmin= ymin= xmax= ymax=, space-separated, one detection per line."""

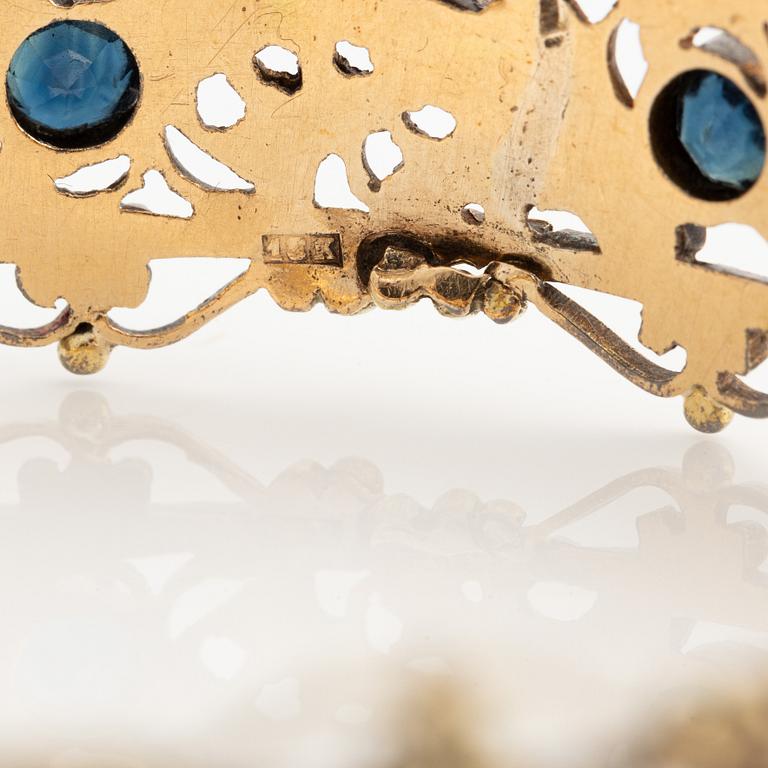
xmin=0 ymin=0 xmax=765 ymax=432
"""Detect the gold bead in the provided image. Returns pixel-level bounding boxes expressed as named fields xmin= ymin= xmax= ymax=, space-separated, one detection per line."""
xmin=58 ymin=323 xmax=112 ymax=376
xmin=483 ymin=280 xmax=527 ymax=324
xmin=684 ymin=386 xmax=733 ymax=434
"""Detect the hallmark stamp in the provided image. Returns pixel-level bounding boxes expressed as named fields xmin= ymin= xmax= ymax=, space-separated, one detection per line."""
xmin=262 ymin=234 xmax=343 ymax=266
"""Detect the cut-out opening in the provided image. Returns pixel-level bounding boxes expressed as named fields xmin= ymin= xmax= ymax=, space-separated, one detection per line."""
xmin=253 ymin=45 xmax=302 ymax=95
xmin=677 ymin=222 xmax=768 ymax=282
xmin=744 ymin=329 xmax=768 ymax=392
xmin=120 ymin=170 xmax=194 ymax=220
xmin=108 ymin=258 xmax=249 ymax=332
xmin=196 ymin=73 xmax=246 ymax=130
xmin=681 ymin=27 xmax=767 ymax=98
xmin=0 ymin=264 xmax=67 ymax=328
xmin=438 ymin=0 xmax=495 ymax=10
xmin=650 ymin=70 xmax=766 ymax=201
xmin=608 ymin=19 xmax=648 ymax=107
xmin=54 ymin=155 xmax=131 ymax=197
xmin=403 ymin=105 xmax=457 ymax=140
xmin=550 ymin=282 xmax=688 ymax=371
xmin=362 ymin=131 xmax=404 ymax=191
xmin=461 ymin=203 xmax=486 ymax=225
xmin=314 ymin=154 xmax=369 ymax=213
xmin=334 ymin=41 xmax=374 ymax=76
xmin=164 ymin=125 xmax=254 ymax=193
xmin=566 ymin=0 xmax=617 ymax=24
xmin=450 ymin=261 xmax=487 ymax=277
xmin=527 ymin=206 xmax=600 ymax=251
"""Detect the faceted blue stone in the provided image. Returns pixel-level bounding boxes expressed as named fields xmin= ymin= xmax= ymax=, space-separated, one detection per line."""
xmin=679 ymin=72 xmax=765 ymax=193
xmin=6 ymin=20 xmax=140 ymax=149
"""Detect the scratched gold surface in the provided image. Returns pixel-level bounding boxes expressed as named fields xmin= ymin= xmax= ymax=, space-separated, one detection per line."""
xmin=0 ymin=0 xmax=766 ymax=430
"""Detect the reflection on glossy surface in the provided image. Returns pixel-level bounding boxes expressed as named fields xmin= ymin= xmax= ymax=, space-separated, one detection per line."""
xmin=0 ymin=391 xmax=767 ymax=768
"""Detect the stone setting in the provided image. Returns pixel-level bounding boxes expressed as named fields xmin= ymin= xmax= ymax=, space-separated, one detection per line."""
xmin=6 ymin=20 xmax=141 ymax=150
xmin=650 ymin=70 xmax=765 ymax=201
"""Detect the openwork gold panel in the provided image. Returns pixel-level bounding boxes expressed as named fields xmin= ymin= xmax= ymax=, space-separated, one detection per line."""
xmin=0 ymin=0 xmax=766 ymax=432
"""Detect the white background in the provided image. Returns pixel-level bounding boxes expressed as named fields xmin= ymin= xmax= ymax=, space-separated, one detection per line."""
xmin=0 ymin=231 xmax=766 ymax=767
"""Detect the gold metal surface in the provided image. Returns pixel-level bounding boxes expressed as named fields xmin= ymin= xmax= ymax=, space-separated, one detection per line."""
xmin=0 ymin=0 xmax=766 ymax=431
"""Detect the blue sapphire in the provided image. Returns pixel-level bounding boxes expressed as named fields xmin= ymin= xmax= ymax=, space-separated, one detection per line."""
xmin=651 ymin=70 xmax=765 ymax=201
xmin=680 ymin=72 xmax=765 ymax=192
xmin=6 ymin=20 xmax=141 ymax=150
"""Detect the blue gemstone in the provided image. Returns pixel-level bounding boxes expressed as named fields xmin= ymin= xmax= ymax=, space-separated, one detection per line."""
xmin=6 ymin=20 xmax=141 ymax=149
xmin=679 ymin=72 xmax=765 ymax=193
